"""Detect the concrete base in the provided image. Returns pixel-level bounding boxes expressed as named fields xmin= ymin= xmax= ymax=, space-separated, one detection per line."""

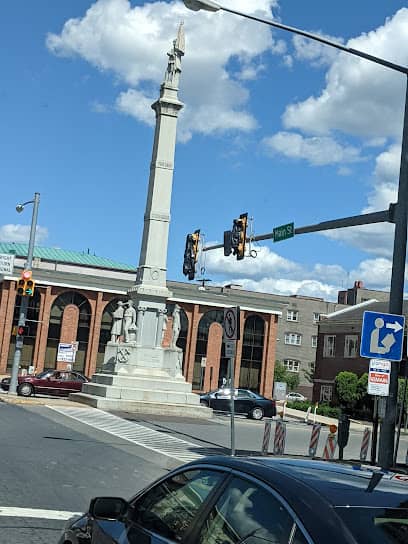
xmin=71 ymin=342 xmax=212 ymax=419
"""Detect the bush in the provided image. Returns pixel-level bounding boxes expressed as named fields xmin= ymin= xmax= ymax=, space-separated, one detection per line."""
xmin=286 ymin=400 xmax=340 ymax=419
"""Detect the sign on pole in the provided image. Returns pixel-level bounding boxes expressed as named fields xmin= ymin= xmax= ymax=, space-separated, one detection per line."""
xmin=0 ymin=253 xmax=15 ymax=275
xmin=223 ymin=307 xmax=240 ymax=342
xmin=57 ymin=342 xmax=77 ymax=363
xmin=273 ymin=222 xmax=294 ymax=243
xmin=273 ymin=381 xmax=287 ymax=401
xmin=360 ymin=311 xmax=405 ymax=362
xmin=368 ymin=359 xmax=391 ymax=396
xmin=200 ymin=357 xmax=207 ymax=368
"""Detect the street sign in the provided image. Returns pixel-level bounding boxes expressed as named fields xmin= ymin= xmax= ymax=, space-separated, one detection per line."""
xmin=57 ymin=342 xmax=77 ymax=363
xmin=273 ymin=222 xmax=294 ymax=243
xmin=273 ymin=381 xmax=287 ymax=401
xmin=360 ymin=311 xmax=405 ymax=362
xmin=0 ymin=253 xmax=14 ymax=275
xmin=225 ymin=341 xmax=236 ymax=358
xmin=223 ymin=307 xmax=240 ymax=341
xmin=200 ymin=357 xmax=207 ymax=368
xmin=368 ymin=359 xmax=391 ymax=396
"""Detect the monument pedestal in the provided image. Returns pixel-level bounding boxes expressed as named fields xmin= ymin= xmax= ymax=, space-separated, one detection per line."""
xmin=71 ymin=342 xmax=212 ymax=419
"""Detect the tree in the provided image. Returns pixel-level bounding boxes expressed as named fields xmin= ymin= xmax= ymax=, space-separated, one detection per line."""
xmin=335 ymin=371 xmax=367 ymax=407
xmin=274 ymin=360 xmax=300 ymax=391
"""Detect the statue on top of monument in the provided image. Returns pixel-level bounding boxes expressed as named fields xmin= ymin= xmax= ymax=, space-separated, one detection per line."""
xmin=164 ymin=22 xmax=185 ymax=88
xmin=110 ymin=301 xmax=124 ymax=343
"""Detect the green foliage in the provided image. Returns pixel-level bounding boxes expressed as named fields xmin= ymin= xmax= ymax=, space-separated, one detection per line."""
xmin=273 ymin=360 xmax=300 ymax=391
xmin=286 ymin=400 xmax=340 ymax=419
xmin=335 ymin=371 xmax=367 ymax=406
xmin=398 ymin=377 xmax=408 ymax=405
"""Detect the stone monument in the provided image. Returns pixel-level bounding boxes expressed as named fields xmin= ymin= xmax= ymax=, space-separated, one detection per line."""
xmin=72 ymin=24 xmax=211 ymax=418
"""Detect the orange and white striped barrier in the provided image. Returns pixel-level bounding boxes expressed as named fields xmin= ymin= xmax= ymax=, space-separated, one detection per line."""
xmin=273 ymin=420 xmax=286 ymax=455
xmin=261 ymin=420 xmax=272 ymax=455
xmin=359 ymin=427 xmax=371 ymax=462
xmin=323 ymin=431 xmax=337 ymax=460
xmin=308 ymin=423 xmax=321 ymax=457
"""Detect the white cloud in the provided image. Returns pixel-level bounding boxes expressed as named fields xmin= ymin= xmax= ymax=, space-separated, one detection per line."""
xmin=0 ymin=224 xmax=48 ymax=244
xmin=262 ymin=131 xmax=364 ymax=166
xmin=292 ymin=33 xmax=344 ymax=67
xmin=47 ymin=0 xmax=280 ymax=139
xmin=283 ymin=8 xmax=408 ymax=138
xmin=234 ymin=277 xmax=340 ymax=300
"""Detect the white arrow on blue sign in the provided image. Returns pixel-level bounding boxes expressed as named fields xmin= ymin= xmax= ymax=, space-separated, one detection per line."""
xmin=360 ymin=311 xmax=405 ymax=362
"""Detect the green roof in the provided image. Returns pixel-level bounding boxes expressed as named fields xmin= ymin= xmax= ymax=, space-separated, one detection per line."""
xmin=0 ymin=243 xmax=136 ymax=271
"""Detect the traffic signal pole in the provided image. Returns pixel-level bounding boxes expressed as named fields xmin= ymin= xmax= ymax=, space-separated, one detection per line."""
xmin=202 ymin=206 xmax=395 ymax=252
xmin=9 ymin=193 xmax=40 ymax=395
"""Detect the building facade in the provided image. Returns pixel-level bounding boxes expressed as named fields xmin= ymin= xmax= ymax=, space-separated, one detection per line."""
xmin=1 ymin=243 xmax=348 ymax=398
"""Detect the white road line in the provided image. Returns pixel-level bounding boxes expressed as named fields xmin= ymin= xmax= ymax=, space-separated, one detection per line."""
xmin=48 ymin=406 xmax=209 ymax=462
xmin=0 ymin=507 xmax=82 ymax=520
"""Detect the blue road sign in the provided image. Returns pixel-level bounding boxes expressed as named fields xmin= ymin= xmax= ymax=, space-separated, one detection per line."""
xmin=360 ymin=311 xmax=405 ymax=362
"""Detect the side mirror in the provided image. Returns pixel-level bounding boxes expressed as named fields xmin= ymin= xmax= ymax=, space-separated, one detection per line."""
xmin=89 ymin=497 xmax=128 ymax=520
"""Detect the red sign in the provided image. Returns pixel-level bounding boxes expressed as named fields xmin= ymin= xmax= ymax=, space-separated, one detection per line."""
xmin=370 ymin=373 xmax=389 ymax=384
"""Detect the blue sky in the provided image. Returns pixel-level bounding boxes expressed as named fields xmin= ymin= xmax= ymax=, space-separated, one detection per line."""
xmin=1 ymin=0 xmax=407 ymax=300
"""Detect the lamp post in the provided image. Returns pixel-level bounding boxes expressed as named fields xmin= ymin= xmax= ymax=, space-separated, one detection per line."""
xmin=9 ymin=192 xmax=40 ymax=395
xmin=183 ymin=0 xmax=408 ymax=468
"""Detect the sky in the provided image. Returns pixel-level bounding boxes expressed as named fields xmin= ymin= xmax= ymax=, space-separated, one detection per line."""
xmin=1 ymin=0 xmax=408 ymax=301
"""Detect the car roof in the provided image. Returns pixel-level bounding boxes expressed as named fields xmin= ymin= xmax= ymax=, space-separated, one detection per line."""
xmin=189 ymin=456 xmax=408 ymax=508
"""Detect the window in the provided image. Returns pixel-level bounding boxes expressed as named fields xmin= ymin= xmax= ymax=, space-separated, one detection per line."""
xmin=286 ymin=309 xmax=299 ymax=322
xmin=284 ymin=333 xmax=302 ymax=346
xmin=239 ymin=316 xmax=265 ymax=392
xmin=313 ymin=312 xmax=320 ymax=322
xmin=323 ymin=335 xmax=336 ymax=357
xmin=320 ymin=385 xmax=333 ymax=402
xmin=198 ymin=476 xmax=294 ymax=544
xmin=344 ymin=335 xmax=358 ymax=358
xmin=284 ymin=359 xmax=300 ymax=372
xmin=132 ymin=469 xmax=223 ymax=541
xmin=311 ymin=335 xmax=318 ymax=348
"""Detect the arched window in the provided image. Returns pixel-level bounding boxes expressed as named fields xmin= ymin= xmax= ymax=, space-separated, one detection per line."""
xmin=96 ymin=298 xmax=126 ymax=371
xmin=194 ymin=310 xmax=228 ymax=390
xmin=45 ymin=292 xmax=91 ymax=373
xmin=166 ymin=304 xmax=189 ymax=371
xmin=7 ymin=290 xmax=41 ymax=370
xmin=239 ymin=315 xmax=265 ymax=392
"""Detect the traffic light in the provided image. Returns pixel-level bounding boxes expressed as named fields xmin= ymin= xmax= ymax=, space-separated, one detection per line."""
xmin=183 ymin=230 xmax=200 ymax=281
xmin=16 ymin=325 xmax=29 ymax=336
xmin=224 ymin=213 xmax=248 ymax=260
xmin=17 ymin=270 xmax=35 ymax=297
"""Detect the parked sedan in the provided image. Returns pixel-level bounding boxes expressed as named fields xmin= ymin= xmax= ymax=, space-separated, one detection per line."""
xmin=59 ymin=456 xmax=408 ymax=544
xmin=0 ymin=369 xmax=88 ymax=397
xmin=200 ymin=388 xmax=276 ymax=419
xmin=286 ymin=391 xmax=307 ymax=402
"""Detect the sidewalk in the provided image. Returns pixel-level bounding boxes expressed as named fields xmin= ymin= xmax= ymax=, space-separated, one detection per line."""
xmin=0 ymin=391 xmax=83 ymax=407
xmin=284 ymin=406 xmax=372 ymax=432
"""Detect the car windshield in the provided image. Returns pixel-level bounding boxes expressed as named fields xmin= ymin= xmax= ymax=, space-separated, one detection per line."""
xmin=336 ymin=507 xmax=408 ymax=543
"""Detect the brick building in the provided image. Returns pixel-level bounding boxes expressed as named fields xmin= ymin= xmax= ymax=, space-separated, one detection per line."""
xmin=0 ymin=243 xmax=346 ymax=398
xmin=312 ymin=282 xmax=397 ymax=403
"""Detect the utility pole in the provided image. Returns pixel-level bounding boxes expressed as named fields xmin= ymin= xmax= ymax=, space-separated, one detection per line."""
xmin=9 ymin=193 xmax=40 ymax=395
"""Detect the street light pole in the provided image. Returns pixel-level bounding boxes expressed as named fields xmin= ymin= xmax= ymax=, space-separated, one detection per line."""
xmin=9 ymin=192 xmax=40 ymax=395
xmin=183 ymin=1 xmax=408 ymax=468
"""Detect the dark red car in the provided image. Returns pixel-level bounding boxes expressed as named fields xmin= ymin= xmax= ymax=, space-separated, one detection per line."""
xmin=0 ymin=369 xmax=88 ymax=397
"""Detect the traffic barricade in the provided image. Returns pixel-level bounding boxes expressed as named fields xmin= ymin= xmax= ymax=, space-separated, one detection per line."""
xmin=308 ymin=423 xmax=321 ymax=457
xmin=323 ymin=425 xmax=337 ymax=460
xmin=261 ymin=420 xmax=272 ymax=455
xmin=360 ymin=427 xmax=371 ymax=462
xmin=273 ymin=420 xmax=286 ymax=455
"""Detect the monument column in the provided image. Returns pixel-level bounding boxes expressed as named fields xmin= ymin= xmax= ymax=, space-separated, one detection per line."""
xmin=128 ymin=23 xmax=185 ymax=352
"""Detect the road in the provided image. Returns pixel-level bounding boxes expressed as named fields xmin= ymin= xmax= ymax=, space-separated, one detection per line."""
xmin=0 ymin=402 xmax=169 ymax=544
xmin=1 ymin=400 xmax=407 ymax=543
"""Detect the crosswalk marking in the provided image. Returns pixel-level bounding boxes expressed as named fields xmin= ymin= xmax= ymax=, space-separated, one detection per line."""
xmin=0 ymin=507 xmax=82 ymax=520
xmin=48 ymin=406 xmax=215 ymax=462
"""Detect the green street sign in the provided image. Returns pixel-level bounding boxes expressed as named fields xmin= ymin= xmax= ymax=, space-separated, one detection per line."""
xmin=273 ymin=222 xmax=294 ymax=242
